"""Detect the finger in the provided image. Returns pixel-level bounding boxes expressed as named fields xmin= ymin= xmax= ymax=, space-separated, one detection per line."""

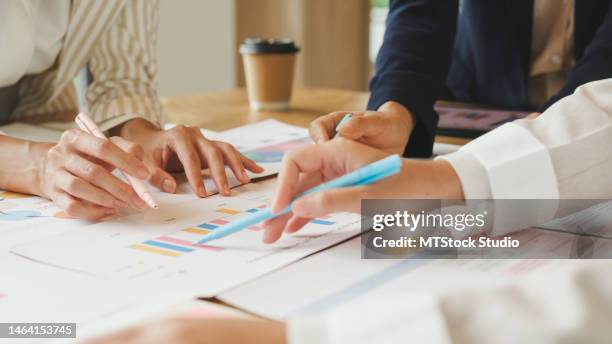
xmin=196 ymin=139 xmax=231 ymax=196
xmin=309 ymin=112 xmax=352 ymax=143
xmin=285 ymin=215 xmax=312 ymax=233
xmin=240 ymin=154 xmax=264 ymax=173
xmin=62 ymin=154 xmax=141 ymax=208
xmin=339 ymin=114 xmax=386 ymax=140
xmin=61 ymin=129 xmax=149 ymax=179
xmin=214 ymin=141 xmax=250 ymax=183
xmin=140 ymin=146 xmax=176 ymax=193
xmin=148 ymin=166 xmax=177 ymax=193
xmin=169 ymin=131 xmax=206 ymax=197
xmin=270 ymin=145 xmax=328 ymax=213
xmin=110 ymin=136 xmax=144 ymax=160
xmin=55 ymin=170 xmax=127 ymax=209
xmin=291 ymin=186 xmax=366 ymax=218
xmin=53 ymin=191 xmax=116 ymax=221
xmin=262 ymin=212 xmax=293 ymax=243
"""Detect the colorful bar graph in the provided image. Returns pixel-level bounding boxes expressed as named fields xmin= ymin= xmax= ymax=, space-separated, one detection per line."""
xmin=211 ymin=219 xmax=229 ymax=225
xmin=131 ymin=243 xmax=181 ymax=257
xmin=197 ymin=223 xmax=218 ymax=230
xmin=157 ymin=236 xmax=224 ymax=252
xmin=216 ymin=208 xmax=241 ymax=215
xmin=143 ymin=240 xmax=195 ymax=253
xmin=184 ymin=227 xmax=210 ymax=235
xmin=130 ymin=203 xmax=333 ymax=257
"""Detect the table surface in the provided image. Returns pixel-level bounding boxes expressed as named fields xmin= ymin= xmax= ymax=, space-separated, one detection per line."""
xmin=161 ymin=87 xmax=470 ymax=145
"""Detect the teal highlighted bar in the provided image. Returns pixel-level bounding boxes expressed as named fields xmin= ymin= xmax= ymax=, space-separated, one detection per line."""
xmin=143 ymin=240 xmax=195 ymax=253
xmin=311 ymin=219 xmax=335 ymax=226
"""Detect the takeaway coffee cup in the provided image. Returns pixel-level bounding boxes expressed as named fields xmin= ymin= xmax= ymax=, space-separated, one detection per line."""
xmin=240 ymin=38 xmax=299 ymax=111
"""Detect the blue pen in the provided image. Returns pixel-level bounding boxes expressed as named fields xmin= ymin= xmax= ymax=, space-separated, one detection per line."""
xmin=334 ymin=113 xmax=353 ymax=138
xmin=196 ymin=154 xmax=402 ymax=244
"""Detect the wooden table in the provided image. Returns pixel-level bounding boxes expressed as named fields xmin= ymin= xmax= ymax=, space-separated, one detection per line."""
xmin=162 ymin=87 xmax=469 ymax=145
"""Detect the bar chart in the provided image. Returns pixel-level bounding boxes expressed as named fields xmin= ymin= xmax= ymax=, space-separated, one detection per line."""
xmin=130 ymin=204 xmax=337 ymax=258
xmin=242 ymin=137 xmax=312 ymax=163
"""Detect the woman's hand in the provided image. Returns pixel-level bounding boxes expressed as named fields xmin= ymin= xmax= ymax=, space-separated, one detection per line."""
xmin=116 ymin=119 xmax=263 ymax=197
xmin=85 ymin=318 xmax=285 ymax=344
xmin=262 ymin=139 xmax=464 ymax=243
xmin=37 ymin=129 xmax=151 ymax=220
xmin=309 ymin=101 xmax=414 ymax=155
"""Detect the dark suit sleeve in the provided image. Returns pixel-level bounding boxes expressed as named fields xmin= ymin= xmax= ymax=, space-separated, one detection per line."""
xmin=367 ymin=0 xmax=458 ymax=158
xmin=540 ymin=1 xmax=612 ymax=111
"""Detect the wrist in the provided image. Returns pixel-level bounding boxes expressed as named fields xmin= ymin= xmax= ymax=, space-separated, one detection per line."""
xmin=27 ymin=142 xmax=53 ymax=197
xmin=429 ymin=159 xmax=464 ymax=199
xmin=395 ymin=159 xmax=464 ymax=200
xmin=111 ymin=118 xmax=160 ymax=142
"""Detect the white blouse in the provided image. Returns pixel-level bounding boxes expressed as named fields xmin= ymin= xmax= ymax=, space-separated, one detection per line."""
xmin=0 ymin=0 xmax=70 ymax=87
xmin=288 ymin=79 xmax=612 ymax=343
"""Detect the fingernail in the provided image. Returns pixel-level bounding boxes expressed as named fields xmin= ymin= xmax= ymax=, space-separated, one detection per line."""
xmin=137 ymin=167 xmax=149 ymax=179
xmin=224 ymin=184 xmax=231 ymax=195
xmin=263 ymin=230 xmax=273 ymax=243
xmin=105 ymin=208 xmax=117 ymax=215
xmin=198 ymin=186 xmax=207 ymax=197
xmin=132 ymin=195 xmax=146 ymax=209
xmin=114 ymin=200 xmax=128 ymax=208
xmin=162 ymin=179 xmax=174 ymax=193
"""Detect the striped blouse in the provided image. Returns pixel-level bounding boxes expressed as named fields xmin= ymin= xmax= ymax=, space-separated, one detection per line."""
xmin=11 ymin=0 xmax=162 ymax=131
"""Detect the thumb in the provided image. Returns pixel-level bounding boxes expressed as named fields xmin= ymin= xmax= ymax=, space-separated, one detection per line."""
xmin=339 ymin=115 xmax=386 ymax=140
xmin=291 ymin=186 xmax=365 ymax=218
xmin=148 ymin=166 xmax=177 ymax=193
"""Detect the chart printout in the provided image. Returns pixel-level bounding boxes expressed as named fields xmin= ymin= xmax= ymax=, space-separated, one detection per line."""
xmin=12 ymin=180 xmax=360 ymax=297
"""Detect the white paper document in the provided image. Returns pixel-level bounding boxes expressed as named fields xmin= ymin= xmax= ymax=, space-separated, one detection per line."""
xmin=11 ymin=179 xmax=360 ymax=298
xmin=218 ymin=229 xmax=581 ymax=320
xmin=0 ymin=252 xmax=193 ymax=344
xmin=0 ymin=191 xmax=87 ymax=249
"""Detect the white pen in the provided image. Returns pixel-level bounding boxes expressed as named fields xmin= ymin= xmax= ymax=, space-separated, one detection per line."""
xmin=75 ymin=112 xmax=159 ymax=209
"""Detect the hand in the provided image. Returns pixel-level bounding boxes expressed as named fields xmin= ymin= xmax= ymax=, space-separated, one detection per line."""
xmin=309 ymin=101 xmax=414 ymax=155
xmin=85 ymin=318 xmax=286 ymax=344
xmin=262 ymin=139 xmax=464 ymax=243
xmin=527 ymin=112 xmax=541 ymax=119
xmin=116 ymin=119 xmax=263 ymax=197
xmin=37 ymin=129 xmax=151 ymax=220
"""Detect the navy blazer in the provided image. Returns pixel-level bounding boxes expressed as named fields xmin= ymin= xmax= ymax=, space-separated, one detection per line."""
xmin=368 ymin=0 xmax=612 ymax=157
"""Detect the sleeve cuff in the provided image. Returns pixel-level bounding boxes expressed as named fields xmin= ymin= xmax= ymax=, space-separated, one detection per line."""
xmin=437 ymin=150 xmax=492 ymax=199
xmin=287 ymin=293 xmax=450 ymax=344
xmin=89 ymin=95 xmax=163 ymax=132
xmin=446 ymin=123 xmax=559 ymax=199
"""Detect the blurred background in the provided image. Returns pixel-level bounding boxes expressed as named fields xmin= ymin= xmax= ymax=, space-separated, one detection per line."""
xmin=157 ymin=0 xmax=389 ymax=96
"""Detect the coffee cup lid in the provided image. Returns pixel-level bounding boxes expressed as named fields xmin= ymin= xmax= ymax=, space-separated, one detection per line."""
xmin=240 ymin=38 xmax=300 ymax=54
